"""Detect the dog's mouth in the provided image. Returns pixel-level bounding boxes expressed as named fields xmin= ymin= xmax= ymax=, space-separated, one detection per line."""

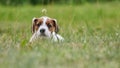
xmin=40 ymin=33 xmax=47 ymax=37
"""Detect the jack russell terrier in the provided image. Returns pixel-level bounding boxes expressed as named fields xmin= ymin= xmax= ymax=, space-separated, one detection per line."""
xmin=29 ymin=16 xmax=64 ymax=43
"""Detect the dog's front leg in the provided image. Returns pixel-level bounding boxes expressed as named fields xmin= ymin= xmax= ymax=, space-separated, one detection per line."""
xmin=52 ymin=32 xmax=58 ymax=42
xmin=52 ymin=32 xmax=64 ymax=42
xmin=56 ymin=34 xmax=64 ymax=41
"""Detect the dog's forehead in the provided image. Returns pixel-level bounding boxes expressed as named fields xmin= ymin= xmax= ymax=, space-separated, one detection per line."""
xmin=40 ymin=16 xmax=50 ymax=20
xmin=40 ymin=16 xmax=53 ymax=24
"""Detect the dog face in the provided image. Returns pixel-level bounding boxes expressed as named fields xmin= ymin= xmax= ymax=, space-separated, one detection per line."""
xmin=32 ymin=16 xmax=59 ymax=38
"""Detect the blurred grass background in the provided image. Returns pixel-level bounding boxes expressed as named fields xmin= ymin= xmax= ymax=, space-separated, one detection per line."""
xmin=0 ymin=0 xmax=120 ymax=68
xmin=0 ymin=0 xmax=120 ymax=6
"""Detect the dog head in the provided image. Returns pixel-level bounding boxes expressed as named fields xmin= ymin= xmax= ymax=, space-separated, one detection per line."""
xmin=32 ymin=16 xmax=59 ymax=38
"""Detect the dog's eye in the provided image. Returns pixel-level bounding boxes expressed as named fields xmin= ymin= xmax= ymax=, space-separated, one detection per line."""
xmin=47 ymin=24 xmax=52 ymax=28
xmin=37 ymin=24 xmax=41 ymax=26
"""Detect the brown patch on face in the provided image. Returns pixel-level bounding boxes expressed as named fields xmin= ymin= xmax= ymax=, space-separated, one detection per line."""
xmin=32 ymin=18 xmax=43 ymax=33
xmin=46 ymin=19 xmax=55 ymax=32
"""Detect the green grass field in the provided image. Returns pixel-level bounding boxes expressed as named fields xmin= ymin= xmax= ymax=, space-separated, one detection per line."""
xmin=0 ymin=2 xmax=120 ymax=68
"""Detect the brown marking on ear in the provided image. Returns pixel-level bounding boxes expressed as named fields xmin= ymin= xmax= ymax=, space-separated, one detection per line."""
xmin=52 ymin=19 xmax=59 ymax=33
xmin=32 ymin=18 xmax=37 ymax=34
xmin=32 ymin=18 xmax=43 ymax=34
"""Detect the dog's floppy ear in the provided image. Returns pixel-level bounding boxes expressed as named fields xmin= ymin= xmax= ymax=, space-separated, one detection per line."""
xmin=52 ymin=19 xmax=59 ymax=33
xmin=32 ymin=17 xmax=38 ymax=34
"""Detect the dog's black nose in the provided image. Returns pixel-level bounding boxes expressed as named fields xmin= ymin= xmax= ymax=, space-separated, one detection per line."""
xmin=40 ymin=29 xmax=45 ymax=33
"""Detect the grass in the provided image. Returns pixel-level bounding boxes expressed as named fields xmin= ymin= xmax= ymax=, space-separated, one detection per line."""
xmin=0 ymin=2 xmax=120 ymax=68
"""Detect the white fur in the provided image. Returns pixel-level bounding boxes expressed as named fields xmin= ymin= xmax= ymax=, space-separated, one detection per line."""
xmin=52 ymin=32 xmax=64 ymax=42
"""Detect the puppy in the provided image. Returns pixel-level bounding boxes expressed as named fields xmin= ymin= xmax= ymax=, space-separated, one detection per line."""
xmin=29 ymin=16 xmax=64 ymax=43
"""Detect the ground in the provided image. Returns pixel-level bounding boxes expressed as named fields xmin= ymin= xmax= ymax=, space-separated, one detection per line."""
xmin=0 ymin=2 xmax=120 ymax=68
